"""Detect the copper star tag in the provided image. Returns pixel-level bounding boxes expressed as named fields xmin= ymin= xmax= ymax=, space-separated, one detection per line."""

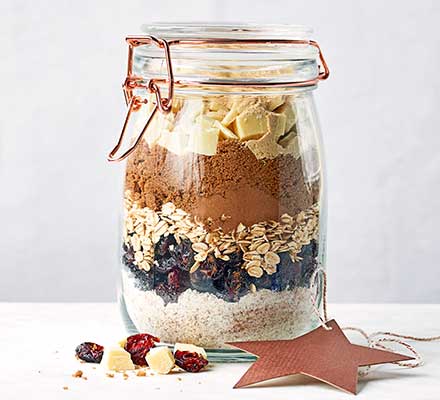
xmin=227 ymin=320 xmax=414 ymax=394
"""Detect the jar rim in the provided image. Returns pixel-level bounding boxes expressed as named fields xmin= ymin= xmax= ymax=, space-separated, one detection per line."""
xmin=137 ymin=23 xmax=319 ymax=61
xmin=141 ymin=23 xmax=314 ymax=40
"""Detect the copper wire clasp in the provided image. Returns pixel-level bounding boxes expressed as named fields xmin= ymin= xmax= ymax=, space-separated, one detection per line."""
xmin=107 ymin=36 xmax=174 ymax=162
xmin=108 ymin=36 xmax=330 ymax=162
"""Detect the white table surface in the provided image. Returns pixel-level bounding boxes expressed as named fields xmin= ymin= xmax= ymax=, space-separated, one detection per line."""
xmin=1 ymin=303 xmax=439 ymax=400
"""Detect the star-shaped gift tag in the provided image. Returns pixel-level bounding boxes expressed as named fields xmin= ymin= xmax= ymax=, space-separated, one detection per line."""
xmin=228 ymin=320 xmax=414 ymax=394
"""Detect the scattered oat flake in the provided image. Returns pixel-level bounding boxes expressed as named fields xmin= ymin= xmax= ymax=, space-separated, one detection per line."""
xmin=63 ymin=386 xmax=69 ymax=390
xmin=72 ymin=370 xmax=83 ymax=378
xmin=123 ymin=373 xmax=129 ymax=380
xmin=106 ymin=373 xmax=115 ymax=378
xmin=136 ymin=370 xmax=147 ymax=377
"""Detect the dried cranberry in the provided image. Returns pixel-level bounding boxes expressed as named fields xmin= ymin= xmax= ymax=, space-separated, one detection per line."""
xmin=122 ymin=246 xmax=135 ymax=266
xmin=155 ymin=282 xmax=179 ymax=303
xmin=154 ymin=257 xmax=177 ymax=274
xmin=75 ymin=342 xmax=104 ymax=363
xmin=298 ymin=239 xmax=318 ymax=259
xmin=298 ymin=241 xmax=319 ymax=286
xmin=172 ymin=239 xmax=195 ymax=271
xmin=221 ymin=267 xmax=249 ymax=301
xmin=271 ymin=252 xmax=295 ymax=291
xmin=190 ymin=254 xmax=223 ymax=292
xmin=124 ymin=333 xmax=160 ymax=366
xmin=219 ymin=250 xmax=243 ymax=269
xmin=167 ymin=268 xmax=180 ymax=289
xmin=155 ymin=235 xmax=177 ymax=258
xmin=174 ymin=350 xmax=208 ymax=372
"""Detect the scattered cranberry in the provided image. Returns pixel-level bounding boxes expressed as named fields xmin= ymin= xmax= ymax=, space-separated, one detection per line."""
xmin=174 ymin=350 xmax=208 ymax=372
xmin=75 ymin=342 xmax=104 ymax=363
xmin=124 ymin=333 xmax=160 ymax=366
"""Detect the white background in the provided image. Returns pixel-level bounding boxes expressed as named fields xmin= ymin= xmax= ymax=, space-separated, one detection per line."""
xmin=1 ymin=0 xmax=439 ymax=302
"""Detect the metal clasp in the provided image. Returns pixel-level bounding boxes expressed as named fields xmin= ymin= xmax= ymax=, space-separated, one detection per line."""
xmin=107 ymin=36 xmax=174 ymax=162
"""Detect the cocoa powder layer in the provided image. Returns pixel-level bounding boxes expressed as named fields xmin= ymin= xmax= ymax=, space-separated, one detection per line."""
xmin=125 ymin=140 xmax=320 ymax=231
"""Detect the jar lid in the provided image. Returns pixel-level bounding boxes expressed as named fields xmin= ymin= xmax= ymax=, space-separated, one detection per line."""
xmin=141 ymin=23 xmax=318 ymax=62
xmin=138 ymin=23 xmax=318 ymax=61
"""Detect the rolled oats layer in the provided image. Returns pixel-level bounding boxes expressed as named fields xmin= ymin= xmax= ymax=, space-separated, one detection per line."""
xmin=123 ymin=195 xmax=319 ymax=278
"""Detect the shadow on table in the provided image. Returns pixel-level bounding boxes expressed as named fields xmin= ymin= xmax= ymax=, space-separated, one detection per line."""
xmin=237 ymin=368 xmax=426 ymax=394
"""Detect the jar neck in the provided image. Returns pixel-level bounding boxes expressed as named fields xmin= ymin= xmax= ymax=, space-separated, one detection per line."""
xmin=134 ymin=53 xmax=320 ymax=95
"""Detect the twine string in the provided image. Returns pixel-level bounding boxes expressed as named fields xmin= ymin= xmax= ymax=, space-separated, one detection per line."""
xmin=309 ymin=266 xmax=440 ymax=373
xmin=309 ymin=267 xmax=330 ymax=330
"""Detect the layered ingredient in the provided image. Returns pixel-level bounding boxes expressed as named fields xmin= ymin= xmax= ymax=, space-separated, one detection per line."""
xmin=121 ymin=92 xmax=323 ymax=348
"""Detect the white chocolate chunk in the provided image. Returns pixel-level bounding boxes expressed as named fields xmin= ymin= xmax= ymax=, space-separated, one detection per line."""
xmin=275 ymin=102 xmax=297 ymax=133
xmin=101 ymin=346 xmax=135 ymax=371
xmin=174 ymin=343 xmax=207 ymax=359
xmin=146 ymin=347 xmax=175 ymax=375
xmin=233 ymin=106 xmax=270 ymax=140
xmin=118 ymin=338 xmax=127 ymax=348
xmin=207 ymin=99 xmax=228 ymax=112
xmin=245 ymin=112 xmax=289 ymax=159
xmin=264 ymin=96 xmax=285 ymax=111
xmin=220 ymin=97 xmax=260 ymax=126
xmin=158 ymin=130 xmax=189 ymax=155
xmin=267 ymin=112 xmax=287 ymax=138
xmin=214 ymin=120 xmax=238 ymax=140
xmin=187 ymin=117 xmax=219 ymax=155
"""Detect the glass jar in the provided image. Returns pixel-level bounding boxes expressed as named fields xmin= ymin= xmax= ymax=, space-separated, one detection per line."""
xmin=110 ymin=24 xmax=329 ymax=361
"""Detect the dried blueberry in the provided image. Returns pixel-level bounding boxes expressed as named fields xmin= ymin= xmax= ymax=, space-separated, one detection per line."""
xmin=75 ymin=342 xmax=104 ymax=363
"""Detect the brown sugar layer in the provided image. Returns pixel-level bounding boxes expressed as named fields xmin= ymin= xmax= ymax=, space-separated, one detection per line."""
xmin=125 ymin=140 xmax=320 ymax=231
